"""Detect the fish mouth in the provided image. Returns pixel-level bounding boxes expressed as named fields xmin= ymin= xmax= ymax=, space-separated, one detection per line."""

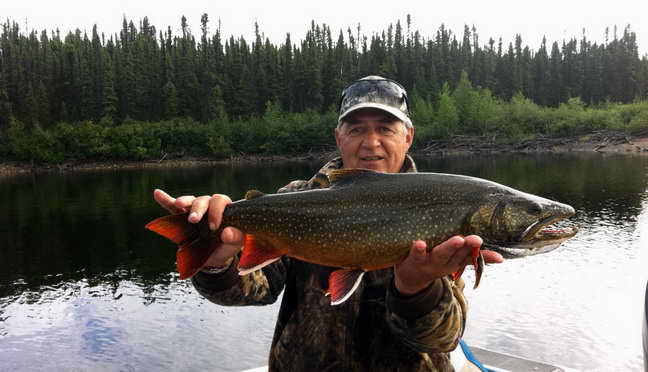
xmin=486 ymin=216 xmax=578 ymax=258
xmin=517 ymin=215 xmax=575 ymax=242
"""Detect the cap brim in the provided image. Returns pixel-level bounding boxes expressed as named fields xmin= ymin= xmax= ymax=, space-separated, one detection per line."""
xmin=338 ymin=103 xmax=412 ymax=127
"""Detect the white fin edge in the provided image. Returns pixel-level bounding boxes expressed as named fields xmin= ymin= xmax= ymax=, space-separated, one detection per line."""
xmin=238 ymin=257 xmax=281 ymax=276
xmin=331 ymin=271 xmax=365 ymax=306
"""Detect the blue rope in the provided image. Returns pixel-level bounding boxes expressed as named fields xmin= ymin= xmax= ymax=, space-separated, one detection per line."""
xmin=459 ymin=339 xmax=492 ymax=372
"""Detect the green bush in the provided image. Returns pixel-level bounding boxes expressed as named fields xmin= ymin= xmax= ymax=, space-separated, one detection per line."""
xmin=5 ymin=119 xmax=64 ymax=163
xmin=628 ymin=110 xmax=648 ymax=133
xmin=52 ymin=121 xmax=109 ymax=160
xmin=106 ymin=123 xmax=162 ymax=160
xmin=502 ymin=92 xmax=548 ymax=136
xmin=433 ymin=83 xmax=459 ymax=139
xmin=2 ymin=91 xmax=648 ymax=164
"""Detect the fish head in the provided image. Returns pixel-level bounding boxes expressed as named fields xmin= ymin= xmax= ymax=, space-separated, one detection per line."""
xmin=469 ymin=192 xmax=578 ymax=258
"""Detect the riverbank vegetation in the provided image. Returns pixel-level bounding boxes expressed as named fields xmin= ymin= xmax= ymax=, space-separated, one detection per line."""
xmin=1 ymin=16 xmax=648 ymax=162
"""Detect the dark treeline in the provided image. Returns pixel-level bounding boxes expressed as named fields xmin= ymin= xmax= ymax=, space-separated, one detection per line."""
xmin=2 ymin=15 xmax=648 ymax=128
xmin=1 ymin=15 xmax=648 ymax=163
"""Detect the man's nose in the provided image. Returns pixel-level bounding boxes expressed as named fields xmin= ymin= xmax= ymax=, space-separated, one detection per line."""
xmin=361 ymin=130 xmax=381 ymax=148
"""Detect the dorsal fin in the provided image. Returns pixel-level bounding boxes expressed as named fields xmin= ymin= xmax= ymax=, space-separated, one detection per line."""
xmin=328 ymin=168 xmax=382 ymax=187
xmin=245 ymin=190 xmax=266 ymax=200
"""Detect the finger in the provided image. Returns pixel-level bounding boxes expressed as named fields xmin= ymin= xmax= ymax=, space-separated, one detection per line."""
xmin=481 ymin=250 xmax=504 ymax=264
xmin=207 ymin=194 xmax=233 ymax=230
xmin=463 ymin=235 xmax=483 ymax=249
xmin=222 ymin=227 xmax=244 ymax=245
xmin=407 ymin=240 xmax=428 ymax=263
xmin=175 ymin=195 xmax=197 ymax=210
xmin=431 ymin=236 xmax=466 ymax=264
xmin=153 ymin=189 xmax=182 ymax=214
xmin=188 ymin=196 xmax=211 ymax=223
xmin=449 ymin=248 xmax=472 ymax=268
xmin=456 ymin=235 xmax=483 ymax=266
xmin=454 ymin=236 xmax=504 ymax=265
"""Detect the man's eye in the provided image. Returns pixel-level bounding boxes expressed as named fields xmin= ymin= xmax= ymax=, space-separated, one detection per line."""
xmin=379 ymin=127 xmax=395 ymax=135
xmin=348 ymin=127 xmax=361 ymax=135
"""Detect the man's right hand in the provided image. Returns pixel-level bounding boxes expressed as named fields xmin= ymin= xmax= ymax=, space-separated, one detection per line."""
xmin=153 ymin=189 xmax=244 ymax=268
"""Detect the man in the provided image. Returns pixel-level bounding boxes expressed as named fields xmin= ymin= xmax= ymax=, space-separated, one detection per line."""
xmin=154 ymin=76 xmax=503 ymax=371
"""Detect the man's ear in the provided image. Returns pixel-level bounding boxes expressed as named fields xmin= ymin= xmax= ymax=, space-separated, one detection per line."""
xmin=405 ymin=126 xmax=414 ymax=150
xmin=334 ymin=126 xmax=342 ymax=148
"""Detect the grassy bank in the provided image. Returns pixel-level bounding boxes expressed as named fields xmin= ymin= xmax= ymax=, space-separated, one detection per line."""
xmin=2 ymin=82 xmax=648 ymax=164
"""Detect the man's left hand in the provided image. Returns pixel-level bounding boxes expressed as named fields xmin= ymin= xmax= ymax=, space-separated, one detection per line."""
xmin=394 ymin=236 xmax=504 ymax=295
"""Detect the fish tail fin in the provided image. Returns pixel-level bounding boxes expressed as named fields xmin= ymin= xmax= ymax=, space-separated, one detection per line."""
xmin=326 ymin=269 xmax=365 ymax=305
xmin=238 ymin=235 xmax=283 ymax=275
xmin=146 ymin=213 xmax=222 ymax=279
xmin=177 ymin=238 xmax=222 ymax=279
xmin=145 ymin=213 xmax=197 ymax=244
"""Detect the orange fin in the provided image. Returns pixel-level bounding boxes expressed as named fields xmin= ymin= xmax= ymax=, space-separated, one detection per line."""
xmin=146 ymin=213 xmax=222 ymax=280
xmin=326 ymin=268 xmax=365 ymax=305
xmin=176 ymin=238 xmax=220 ymax=279
xmin=452 ymin=246 xmax=485 ymax=289
xmin=473 ymin=247 xmax=485 ymax=289
xmin=238 ymin=235 xmax=283 ymax=275
xmin=452 ymin=267 xmax=466 ymax=282
xmin=145 ymin=213 xmax=195 ymax=244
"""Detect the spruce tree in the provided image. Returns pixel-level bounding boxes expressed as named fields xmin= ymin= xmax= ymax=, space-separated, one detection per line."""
xmin=434 ymin=82 xmax=458 ymax=139
xmin=0 ymin=82 xmax=12 ymax=128
xmin=102 ymin=50 xmax=118 ymax=123
xmin=548 ymin=41 xmax=564 ymax=106
xmin=162 ymin=80 xmax=178 ymax=118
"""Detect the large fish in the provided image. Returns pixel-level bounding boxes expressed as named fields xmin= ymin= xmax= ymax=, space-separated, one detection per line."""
xmin=146 ymin=169 xmax=577 ymax=305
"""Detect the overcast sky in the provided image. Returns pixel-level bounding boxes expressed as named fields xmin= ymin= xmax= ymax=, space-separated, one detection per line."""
xmin=5 ymin=0 xmax=648 ymax=55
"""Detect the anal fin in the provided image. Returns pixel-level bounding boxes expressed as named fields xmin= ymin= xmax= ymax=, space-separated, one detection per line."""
xmin=238 ymin=235 xmax=283 ymax=275
xmin=327 ymin=269 xmax=365 ymax=305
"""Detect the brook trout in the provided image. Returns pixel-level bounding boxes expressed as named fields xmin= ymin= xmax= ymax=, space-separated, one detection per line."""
xmin=146 ymin=168 xmax=577 ymax=305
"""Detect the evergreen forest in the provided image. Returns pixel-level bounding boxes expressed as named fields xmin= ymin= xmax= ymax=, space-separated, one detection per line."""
xmin=2 ymin=15 xmax=648 ymax=163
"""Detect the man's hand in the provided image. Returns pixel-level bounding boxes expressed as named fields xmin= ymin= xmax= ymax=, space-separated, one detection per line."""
xmin=153 ymin=189 xmax=244 ymax=267
xmin=394 ymin=236 xmax=503 ymax=295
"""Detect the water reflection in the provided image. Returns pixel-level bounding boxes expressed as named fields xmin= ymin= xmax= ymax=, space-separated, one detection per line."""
xmin=1 ymin=153 xmax=647 ymax=371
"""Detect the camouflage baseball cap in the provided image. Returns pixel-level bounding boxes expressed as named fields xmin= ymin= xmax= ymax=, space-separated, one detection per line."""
xmin=338 ymin=76 xmax=412 ymax=128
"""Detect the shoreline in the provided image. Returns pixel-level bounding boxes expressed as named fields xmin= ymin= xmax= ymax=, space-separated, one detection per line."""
xmin=2 ymin=131 xmax=648 ymax=176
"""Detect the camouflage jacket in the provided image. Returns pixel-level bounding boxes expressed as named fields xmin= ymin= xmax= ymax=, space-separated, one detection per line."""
xmin=192 ymin=155 xmax=468 ymax=371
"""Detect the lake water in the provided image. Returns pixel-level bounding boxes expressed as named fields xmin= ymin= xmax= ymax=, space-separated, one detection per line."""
xmin=1 ymin=153 xmax=646 ymax=371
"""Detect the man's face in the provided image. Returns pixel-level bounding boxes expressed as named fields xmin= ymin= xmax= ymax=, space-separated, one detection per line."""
xmin=335 ymin=109 xmax=414 ymax=174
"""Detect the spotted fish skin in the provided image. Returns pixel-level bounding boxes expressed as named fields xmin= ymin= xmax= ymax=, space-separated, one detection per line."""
xmin=222 ymin=168 xmax=574 ymax=270
xmin=147 ymin=168 xmax=576 ymax=302
xmin=225 ymin=171 xmax=466 ymax=270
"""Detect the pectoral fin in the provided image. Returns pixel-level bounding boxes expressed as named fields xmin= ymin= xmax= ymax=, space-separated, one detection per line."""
xmin=238 ymin=235 xmax=283 ymax=275
xmin=473 ymin=249 xmax=485 ymax=289
xmin=452 ymin=245 xmax=485 ymax=289
xmin=326 ymin=268 xmax=365 ymax=305
xmin=452 ymin=247 xmax=486 ymax=289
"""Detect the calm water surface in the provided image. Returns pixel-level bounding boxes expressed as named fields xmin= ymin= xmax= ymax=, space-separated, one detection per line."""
xmin=1 ymin=153 xmax=647 ymax=371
